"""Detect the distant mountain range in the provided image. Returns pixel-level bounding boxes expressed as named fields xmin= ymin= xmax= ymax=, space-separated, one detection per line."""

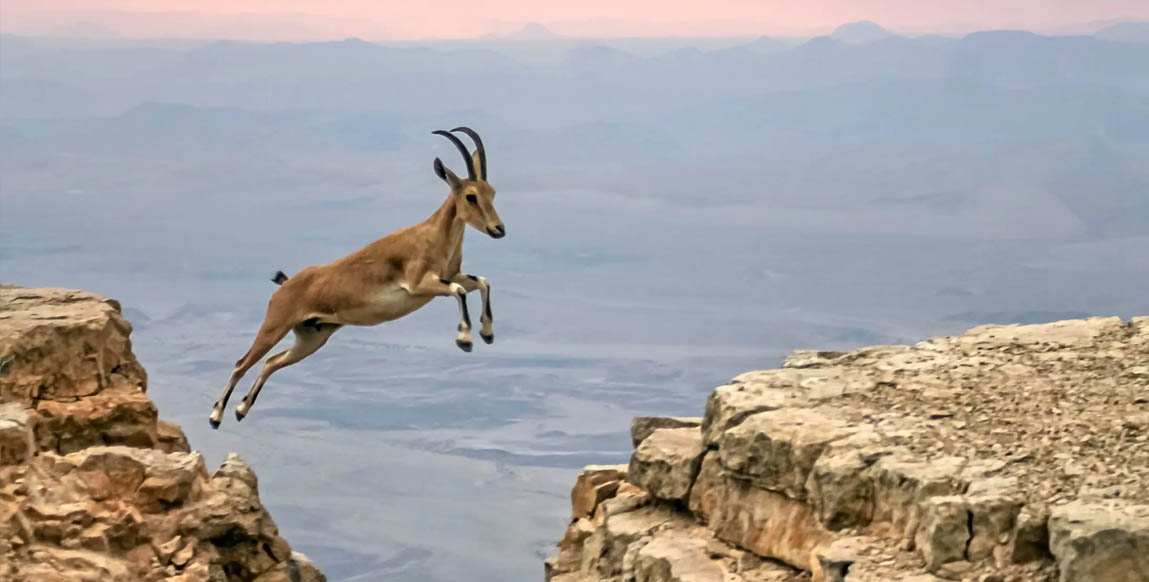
xmin=830 ymin=21 xmax=894 ymax=44
xmin=485 ymin=22 xmax=562 ymax=40
xmin=2 ymin=28 xmax=1147 ymax=120
xmin=2 ymin=26 xmax=1147 ymax=235
xmin=1096 ymin=21 xmax=1149 ymax=43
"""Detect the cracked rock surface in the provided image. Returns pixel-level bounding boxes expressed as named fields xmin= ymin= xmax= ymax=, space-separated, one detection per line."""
xmin=0 ymin=287 xmax=325 ymax=582
xmin=547 ymin=316 xmax=1149 ymax=582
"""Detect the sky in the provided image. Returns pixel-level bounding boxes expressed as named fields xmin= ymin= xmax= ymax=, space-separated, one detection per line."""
xmin=2 ymin=0 xmax=1148 ymax=40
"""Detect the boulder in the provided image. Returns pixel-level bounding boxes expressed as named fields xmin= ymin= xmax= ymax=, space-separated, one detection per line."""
xmin=0 ymin=288 xmax=145 ymax=405
xmin=702 ymin=368 xmax=871 ymax=445
xmin=965 ymin=492 xmax=1022 ymax=564
xmin=34 ymin=389 xmax=159 ymax=454
xmin=868 ymin=454 xmax=965 ymax=541
xmin=716 ymin=407 xmax=866 ymax=501
xmin=914 ymin=496 xmax=970 ymax=571
xmin=632 ymin=529 xmax=727 ymax=582
xmin=1048 ymin=500 xmax=1149 ymax=582
xmin=631 ymin=417 xmax=702 ymax=447
xmin=628 ymin=428 xmax=705 ymax=501
xmin=571 ymin=465 xmax=628 ymax=519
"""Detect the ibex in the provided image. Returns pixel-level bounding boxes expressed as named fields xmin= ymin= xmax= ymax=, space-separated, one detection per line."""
xmin=209 ymin=127 xmax=504 ymax=428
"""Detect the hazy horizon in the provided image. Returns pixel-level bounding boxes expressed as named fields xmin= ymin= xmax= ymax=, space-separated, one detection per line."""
xmin=3 ymin=0 xmax=1149 ymax=41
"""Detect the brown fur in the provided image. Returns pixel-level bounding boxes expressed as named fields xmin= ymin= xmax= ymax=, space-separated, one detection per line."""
xmin=209 ymin=130 xmax=503 ymax=427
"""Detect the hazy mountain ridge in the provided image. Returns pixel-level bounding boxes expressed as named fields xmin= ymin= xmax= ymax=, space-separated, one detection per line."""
xmin=3 ymin=30 xmax=1148 ymax=120
xmin=1095 ymin=20 xmax=1149 ymax=43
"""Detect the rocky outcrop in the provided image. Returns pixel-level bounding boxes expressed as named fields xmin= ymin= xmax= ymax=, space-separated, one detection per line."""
xmin=547 ymin=316 xmax=1149 ymax=582
xmin=0 ymin=287 xmax=324 ymax=582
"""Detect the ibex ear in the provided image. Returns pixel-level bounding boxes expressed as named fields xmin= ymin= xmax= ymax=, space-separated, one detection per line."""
xmin=433 ymin=157 xmax=461 ymax=188
xmin=471 ymin=151 xmax=485 ymax=181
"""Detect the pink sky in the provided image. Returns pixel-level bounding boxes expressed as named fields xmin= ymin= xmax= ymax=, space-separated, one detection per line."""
xmin=3 ymin=0 xmax=1148 ymax=40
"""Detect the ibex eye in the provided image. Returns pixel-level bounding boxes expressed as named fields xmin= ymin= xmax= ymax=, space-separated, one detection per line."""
xmin=466 ymin=194 xmax=478 ymax=205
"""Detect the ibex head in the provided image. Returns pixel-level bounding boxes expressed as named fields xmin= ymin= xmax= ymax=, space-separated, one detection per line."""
xmin=433 ymin=127 xmax=505 ymax=239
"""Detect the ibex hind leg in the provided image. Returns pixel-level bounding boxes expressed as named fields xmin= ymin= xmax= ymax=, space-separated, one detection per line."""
xmin=235 ymin=322 xmax=340 ymax=422
xmin=209 ymin=320 xmax=292 ymax=429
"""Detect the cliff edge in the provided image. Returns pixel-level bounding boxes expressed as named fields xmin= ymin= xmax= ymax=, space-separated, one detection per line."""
xmin=0 ymin=286 xmax=325 ymax=582
xmin=547 ymin=316 xmax=1149 ymax=582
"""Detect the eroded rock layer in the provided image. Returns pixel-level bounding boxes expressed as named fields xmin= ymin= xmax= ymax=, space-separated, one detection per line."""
xmin=548 ymin=317 xmax=1149 ymax=582
xmin=0 ymin=287 xmax=325 ymax=582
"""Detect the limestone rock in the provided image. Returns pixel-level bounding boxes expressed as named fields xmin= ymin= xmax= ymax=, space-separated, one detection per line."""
xmin=812 ymin=537 xmax=864 ymax=582
xmin=156 ymin=420 xmax=191 ymax=454
xmin=628 ymin=428 xmax=705 ymax=502
xmin=633 ymin=529 xmax=727 ymax=582
xmin=805 ymin=444 xmax=883 ymax=531
xmin=0 ymin=287 xmax=324 ymax=582
xmin=867 ymin=454 xmax=965 ymax=541
xmin=965 ymin=493 xmax=1021 ymax=564
xmin=701 ymin=368 xmax=871 ymax=445
xmin=0 ymin=288 xmax=145 ymax=406
xmin=631 ymin=417 xmax=702 ymax=447
xmin=571 ymin=465 xmax=628 ymax=519
xmin=1010 ymin=504 xmax=1052 ymax=564
xmin=600 ymin=481 xmax=652 ymax=517
xmin=594 ymin=504 xmax=688 ymax=578
xmin=703 ymin=469 xmax=833 ymax=574
xmin=549 ymin=518 xmax=597 ymax=577
xmin=252 ymin=552 xmax=327 ymax=582
xmin=1048 ymin=500 xmax=1149 ymax=582
xmin=716 ymin=407 xmax=864 ymax=501
xmin=687 ymin=452 xmax=722 ymax=522
xmin=548 ymin=479 xmax=804 ymax=582
xmin=915 ymin=497 xmax=970 ymax=571
xmin=958 ymin=317 xmax=1124 ymax=350
xmin=550 ymin=314 xmax=1149 ymax=582
xmin=33 ymin=388 xmax=160 ymax=454
xmin=0 ymin=403 xmax=35 ymax=465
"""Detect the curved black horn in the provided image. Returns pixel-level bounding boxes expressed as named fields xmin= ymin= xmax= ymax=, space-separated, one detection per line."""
xmin=451 ymin=127 xmax=486 ymax=180
xmin=432 ymin=130 xmax=475 ymax=179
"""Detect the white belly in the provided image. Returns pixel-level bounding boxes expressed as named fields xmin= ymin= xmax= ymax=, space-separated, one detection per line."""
xmin=336 ymin=284 xmax=433 ymax=326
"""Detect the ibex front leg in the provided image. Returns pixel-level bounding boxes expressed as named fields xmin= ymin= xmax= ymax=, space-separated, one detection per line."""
xmin=451 ymin=274 xmax=493 ymax=344
xmin=404 ymin=272 xmax=475 ymax=352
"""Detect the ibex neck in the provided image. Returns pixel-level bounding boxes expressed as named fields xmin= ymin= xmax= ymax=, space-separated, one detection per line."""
xmin=429 ymin=195 xmax=465 ymax=254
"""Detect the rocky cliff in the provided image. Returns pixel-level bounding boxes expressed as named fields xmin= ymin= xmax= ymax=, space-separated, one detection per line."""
xmin=0 ymin=287 xmax=325 ymax=582
xmin=546 ymin=317 xmax=1149 ymax=582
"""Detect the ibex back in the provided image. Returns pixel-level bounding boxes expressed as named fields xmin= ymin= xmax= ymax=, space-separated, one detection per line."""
xmin=209 ymin=127 xmax=504 ymax=428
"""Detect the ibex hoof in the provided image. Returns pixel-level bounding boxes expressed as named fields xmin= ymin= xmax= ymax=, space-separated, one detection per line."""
xmin=209 ymin=417 xmax=221 ymax=430
xmin=480 ymin=332 xmax=494 ymax=345
xmin=456 ymin=339 xmax=473 ymax=352
xmin=235 ymin=402 xmax=248 ymax=422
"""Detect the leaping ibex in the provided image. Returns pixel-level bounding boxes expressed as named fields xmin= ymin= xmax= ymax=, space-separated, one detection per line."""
xmin=209 ymin=127 xmax=504 ymax=428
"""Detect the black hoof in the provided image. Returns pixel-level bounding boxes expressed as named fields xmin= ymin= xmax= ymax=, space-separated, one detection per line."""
xmin=209 ymin=417 xmax=221 ymax=430
xmin=235 ymin=409 xmax=247 ymax=422
xmin=456 ymin=339 xmax=473 ymax=352
xmin=480 ymin=332 xmax=494 ymax=345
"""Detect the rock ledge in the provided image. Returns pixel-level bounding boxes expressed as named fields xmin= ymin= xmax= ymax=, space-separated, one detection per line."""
xmin=0 ymin=287 xmax=325 ymax=582
xmin=547 ymin=316 xmax=1149 ymax=582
